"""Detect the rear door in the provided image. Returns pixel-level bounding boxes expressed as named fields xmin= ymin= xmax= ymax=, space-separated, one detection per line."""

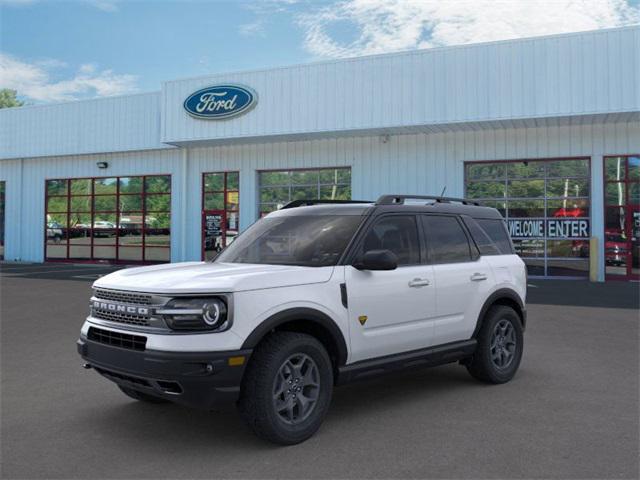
xmin=345 ymin=214 xmax=436 ymax=363
xmin=421 ymin=215 xmax=493 ymax=345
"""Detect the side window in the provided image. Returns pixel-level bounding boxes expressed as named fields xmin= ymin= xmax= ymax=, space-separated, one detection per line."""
xmin=477 ymin=219 xmax=514 ymax=254
xmin=422 ymin=215 xmax=472 ymax=264
xmin=463 ymin=217 xmax=499 ymax=256
xmin=360 ymin=215 xmax=420 ymax=266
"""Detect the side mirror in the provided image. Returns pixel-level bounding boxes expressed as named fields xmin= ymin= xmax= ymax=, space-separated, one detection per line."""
xmin=353 ymin=249 xmax=398 ymax=271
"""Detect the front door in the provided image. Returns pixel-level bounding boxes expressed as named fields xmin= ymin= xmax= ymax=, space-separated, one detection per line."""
xmin=345 ymin=215 xmax=436 ymax=363
xmin=202 ymin=171 xmax=240 ymax=261
xmin=604 ymin=156 xmax=639 ymax=280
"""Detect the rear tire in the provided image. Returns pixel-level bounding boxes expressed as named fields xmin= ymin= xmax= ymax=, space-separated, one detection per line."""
xmin=466 ymin=306 xmax=523 ymax=384
xmin=118 ymin=385 xmax=168 ymax=404
xmin=238 ymin=332 xmax=333 ymax=445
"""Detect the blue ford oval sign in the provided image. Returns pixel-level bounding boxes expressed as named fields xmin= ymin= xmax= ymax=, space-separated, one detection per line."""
xmin=183 ymin=84 xmax=257 ymax=120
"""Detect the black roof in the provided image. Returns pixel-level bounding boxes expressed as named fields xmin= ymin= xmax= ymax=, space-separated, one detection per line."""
xmin=273 ymin=195 xmax=503 ymax=220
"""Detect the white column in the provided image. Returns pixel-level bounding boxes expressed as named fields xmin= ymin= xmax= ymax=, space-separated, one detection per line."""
xmin=590 ymin=155 xmax=605 ymax=282
xmin=239 ymin=168 xmax=257 ymax=231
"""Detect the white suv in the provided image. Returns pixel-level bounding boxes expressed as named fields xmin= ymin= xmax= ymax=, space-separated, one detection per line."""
xmin=78 ymin=195 xmax=527 ymax=444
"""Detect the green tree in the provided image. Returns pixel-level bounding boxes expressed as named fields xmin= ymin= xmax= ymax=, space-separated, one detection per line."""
xmin=0 ymin=89 xmax=24 ymax=109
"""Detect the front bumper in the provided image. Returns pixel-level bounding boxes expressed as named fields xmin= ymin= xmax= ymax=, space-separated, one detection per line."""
xmin=77 ymin=337 xmax=252 ymax=410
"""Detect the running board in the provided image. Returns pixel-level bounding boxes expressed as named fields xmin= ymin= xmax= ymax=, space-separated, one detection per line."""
xmin=336 ymin=339 xmax=477 ymax=385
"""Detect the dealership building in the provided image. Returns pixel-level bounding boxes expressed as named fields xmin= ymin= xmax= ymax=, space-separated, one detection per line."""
xmin=0 ymin=26 xmax=638 ymax=281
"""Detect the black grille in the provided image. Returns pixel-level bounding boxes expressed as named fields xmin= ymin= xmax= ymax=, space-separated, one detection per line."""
xmin=88 ymin=327 xmax=147 ymax=351
xmin=94 ymin=289 xmax=152 ymax=305
xmin=92 ymin=309 xmax=151 ymax=327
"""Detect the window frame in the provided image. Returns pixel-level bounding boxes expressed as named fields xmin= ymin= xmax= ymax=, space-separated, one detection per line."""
xmin=602 ymin=155 xmax=640 ymax=281
xmin=464 ymin=157 xmax=591 ymax=278
xmin=201 ymin=171 xmax=240 ymax=260
xmin=0 ymin=181 xmax=4 ymax=260
xmin=257 ymin=166 xmax=352 ymax=217
xmin=44 ymin=174 xmax=171 ymax=264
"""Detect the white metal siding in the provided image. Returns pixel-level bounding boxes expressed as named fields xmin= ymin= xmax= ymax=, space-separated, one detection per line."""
xmin=1 ymin=124 xmax=637 ymax=280
xmin=183 ymin=121 xmax=639 ymax=281
xmin=0 ymin=92 xmax=169 ymax=160
xmin=0 ymin=149 xmax=183 ymax=262
xmin=162 ymin=27 xmax=639 ymax=145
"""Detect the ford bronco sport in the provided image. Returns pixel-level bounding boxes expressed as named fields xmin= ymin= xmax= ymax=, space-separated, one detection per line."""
xmin=78 ymin=195 xmax=527 ymax=444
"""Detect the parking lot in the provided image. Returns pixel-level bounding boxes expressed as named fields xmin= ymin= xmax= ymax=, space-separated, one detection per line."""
xmin=1 ymin=262 xmax=638 ymax=479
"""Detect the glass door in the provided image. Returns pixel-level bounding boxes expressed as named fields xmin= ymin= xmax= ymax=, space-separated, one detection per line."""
xmin=604 ymin=156 xmax=639 ymax=280
xmin=0 ymin=181 xmax=5 ymax=260
xmin=202 ymin=172 xmax=239 ymax=261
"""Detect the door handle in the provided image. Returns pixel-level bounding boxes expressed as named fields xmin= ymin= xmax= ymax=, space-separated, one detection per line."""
xmin=408 ymin=278 xmax=431 ymax=287
xmin=470 ymin=272 xmax=488 ymax=281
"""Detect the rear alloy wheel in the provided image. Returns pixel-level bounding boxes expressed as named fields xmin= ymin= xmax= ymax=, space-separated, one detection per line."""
xmin=239 ymin=332 xmax=333 ymax=445
xmin=466 ymin=305 xmax=523 ymax=384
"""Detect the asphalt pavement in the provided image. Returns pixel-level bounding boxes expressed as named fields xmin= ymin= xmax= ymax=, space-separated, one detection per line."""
xmin=1 ymin=263 xmax=638 ymax=479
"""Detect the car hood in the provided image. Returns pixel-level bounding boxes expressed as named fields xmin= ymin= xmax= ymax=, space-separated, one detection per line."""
xmin=93 ymin=262 xmax=334 ymax=294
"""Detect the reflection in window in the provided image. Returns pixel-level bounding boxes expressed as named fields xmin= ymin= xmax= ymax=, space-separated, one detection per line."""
xmin=44 ymin=175 xmax=171 ymax=263
xmin=258 ymin=168 xmax=351 ymax=216
xmin=202 ymin=171 xmax=240 ymax=261
xmin=363 ymin=216 xmax=421 ymax=266
xmin=465 ymin=158 xmax=591 ymax=277
xmin=0 ymin=181 xmax=4 ymax=260
xmin=422 ymin=216 xmax=472 ymax=264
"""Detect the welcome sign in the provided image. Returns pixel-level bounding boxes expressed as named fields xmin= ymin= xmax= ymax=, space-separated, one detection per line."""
xmin=184 ymin=84 xmax=257 ymax=119
xmin=508 ymin=219 xmax=590 ymax=238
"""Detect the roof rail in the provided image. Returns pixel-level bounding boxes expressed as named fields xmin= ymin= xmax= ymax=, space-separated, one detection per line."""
xmin=375 ymin=195 xmax=481 ymax=206
xmin=281 ymin=199 xmax=373 ymax=209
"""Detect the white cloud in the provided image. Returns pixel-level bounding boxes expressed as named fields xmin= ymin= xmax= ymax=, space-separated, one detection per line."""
xmin=239 ymin=19 xmax=266 ymax=36
xmin=298 ymin=0 xmax=640 ymax=58
xmin=0 ymin=53 xmax=138 ymax=102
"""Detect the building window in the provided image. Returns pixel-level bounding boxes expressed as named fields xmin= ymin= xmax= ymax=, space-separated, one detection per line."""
xmin=603 ymin=155 xmax=639 ymax=280
xmin=0 ymin=181 xmax=5 ymax=260
xmin=258 ymin=167 xmax=351 ymax=216
xmin=45 ymin=175 xmax=171 ymax=263
xmin=202 ymin=171 xmax=239 ymax=261
xmin=465 ymin=158 xmax=591 ymax=278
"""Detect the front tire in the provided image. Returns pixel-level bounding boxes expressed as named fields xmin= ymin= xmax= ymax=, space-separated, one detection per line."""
xmin=466 ymin=305 xmax=523 ymax=384
xmin=238 ymin=332 xmax=333 ymax=445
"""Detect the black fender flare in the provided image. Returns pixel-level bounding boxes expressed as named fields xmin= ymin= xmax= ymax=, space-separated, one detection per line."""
xmin=241 ymin=307 xmax=349 ymax=366
xmin=472 ymin=288 xmax=526 ymax=338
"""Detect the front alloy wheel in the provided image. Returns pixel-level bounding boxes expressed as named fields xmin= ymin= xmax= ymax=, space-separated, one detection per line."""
xmin=273 ymin=353 xmax=321 ymax=425
xmin=239 ymin=331 xmax=333 ymax=445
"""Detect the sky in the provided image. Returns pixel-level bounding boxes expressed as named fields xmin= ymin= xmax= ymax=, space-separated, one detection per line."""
xmin=1 ymin=0 xmax=639 ymax=104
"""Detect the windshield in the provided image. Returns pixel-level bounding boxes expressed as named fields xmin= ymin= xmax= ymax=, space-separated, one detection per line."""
xmin=216 ymin=215 xmax=363 ymax=267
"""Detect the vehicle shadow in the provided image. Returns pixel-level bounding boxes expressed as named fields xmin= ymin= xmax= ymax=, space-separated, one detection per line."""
xmin=82 ymin=364 xmax=491 ymax=451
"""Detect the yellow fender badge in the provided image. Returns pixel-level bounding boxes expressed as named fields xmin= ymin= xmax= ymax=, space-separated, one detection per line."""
xmin=358 ymin=315 xmax=368 ymax=326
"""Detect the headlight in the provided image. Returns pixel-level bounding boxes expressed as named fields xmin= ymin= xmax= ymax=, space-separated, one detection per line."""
xmin=157 ymin=297 xmax=230 ymax=332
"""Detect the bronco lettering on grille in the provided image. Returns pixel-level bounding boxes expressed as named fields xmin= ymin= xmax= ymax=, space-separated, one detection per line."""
xmin=92 ymin=300 xmax=149 ymax=316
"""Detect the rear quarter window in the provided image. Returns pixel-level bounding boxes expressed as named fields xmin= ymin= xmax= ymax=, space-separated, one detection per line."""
xmin=463 ymin=218 xmax=500 ymax=255
xmin=476 ymin=218 xmax=514 ymax=255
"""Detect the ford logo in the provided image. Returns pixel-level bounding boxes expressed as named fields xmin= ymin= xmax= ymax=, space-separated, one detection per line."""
xmin=183 ymin=84 xmax=257 ymax=120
